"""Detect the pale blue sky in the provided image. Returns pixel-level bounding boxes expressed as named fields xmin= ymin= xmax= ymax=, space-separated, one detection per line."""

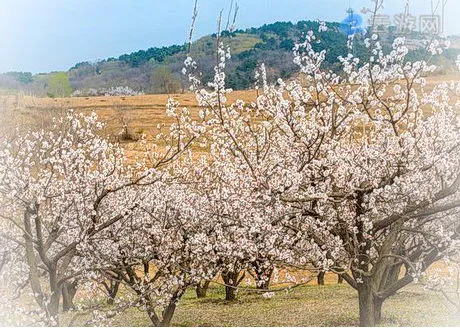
xmin=0 ymin=0 xmax=459 ymax=73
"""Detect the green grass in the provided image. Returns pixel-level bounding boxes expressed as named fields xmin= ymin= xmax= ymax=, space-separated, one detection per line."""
xmin=100 ymin=284 xmax=459 ymax=327
xmin=5 ymin=282 xmax=459 ymax=326
xmin=190 ymin=33 xmax=262 ymax=58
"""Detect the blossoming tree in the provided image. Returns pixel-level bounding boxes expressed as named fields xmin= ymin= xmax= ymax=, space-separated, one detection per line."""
xmin=0 ymin=111 xmax=138 ymax=324
xmin=0 ymin=100 xmax=203 ymax=325
xmin=182 ymin=12 xmax=460 ymax=325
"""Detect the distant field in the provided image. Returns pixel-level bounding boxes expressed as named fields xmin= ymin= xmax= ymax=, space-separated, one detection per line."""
xmin=0 ymin=73 xmax=459 ymax=159
xmin=0 ymin=90 xmax=257 ymax=135
xmin=0 ymin=90 xmax=259 ymax=160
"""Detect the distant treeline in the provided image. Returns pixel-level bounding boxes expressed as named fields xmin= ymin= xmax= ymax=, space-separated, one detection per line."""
xmin=1 ymin=20 xmax=459 ymax=97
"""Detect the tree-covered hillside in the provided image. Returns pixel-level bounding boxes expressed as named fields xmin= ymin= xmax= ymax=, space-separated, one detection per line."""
xmin=1 ymin=20 xmax=459 ymax=96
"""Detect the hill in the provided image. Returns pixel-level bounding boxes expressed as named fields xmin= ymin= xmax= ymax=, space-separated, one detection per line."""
xmin=1 ymin=20 xmax=459 ymax=96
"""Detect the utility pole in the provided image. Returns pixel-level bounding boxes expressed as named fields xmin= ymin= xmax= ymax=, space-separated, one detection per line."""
xmin=405 ymin=0 xmax=410 ymax=17
xmin=402 ymin=0 xmax=411 ymax=34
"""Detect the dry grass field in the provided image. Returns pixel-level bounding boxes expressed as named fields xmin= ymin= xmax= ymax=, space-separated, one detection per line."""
xmin=0 ymin=90 xmax=258 ymax=159
xmin=0 ymin=90 xmax=260 ymax=162
xmin=3 ymin=73 xmax=458 ymax=156
xmin=2 ymin=73 xmax=458 ymax=137
xmin=0 ymin=73 xmax=458 ymax=166
xmin=1 ymin=90 xmax=257 ymax=131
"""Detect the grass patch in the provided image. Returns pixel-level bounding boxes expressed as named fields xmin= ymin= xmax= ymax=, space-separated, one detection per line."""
xmin=101 ymin=283 xmax=460 ymax=327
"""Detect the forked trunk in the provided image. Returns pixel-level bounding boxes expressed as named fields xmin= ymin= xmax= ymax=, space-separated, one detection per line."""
xmin=256 ymin=267 xmax=273 ymax=289
xmin=145 ymin=303 xmax=160 ymax=327
xmin=107 ymin=280 xmax=121 ymax=305
xmin=221 ymin=271 xmax=242 ymax=301
xmin=160 ymin=300 xmax=177 ymax=327
xmin=144 ymin=290 xmax=184 ymax=326
xmin=196 ymin=280 xmax=210 ymax=298
xmin=337 ymin=274 xmax=344 ymax=284
xmin=257 ymin=276 xmax=271 ymax=290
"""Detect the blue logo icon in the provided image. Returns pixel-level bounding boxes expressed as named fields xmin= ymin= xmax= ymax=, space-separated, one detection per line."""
xmin=340 ymin=8 xmax=366 ymax=36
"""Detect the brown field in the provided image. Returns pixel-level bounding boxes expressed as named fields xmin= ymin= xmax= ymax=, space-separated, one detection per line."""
xmin=0 ymin=90 xmax=257 ymax=133
xmin=0 ymin=90 xmax=259 ymax=161
xmin=0 ymin=73 xmax=459 ymax=161
xmin=2 ymin=73 xmax=459 ymax=122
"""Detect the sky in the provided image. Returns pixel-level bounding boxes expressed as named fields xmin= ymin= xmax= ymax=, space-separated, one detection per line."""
xmin=0 ymin=0 xmax=459 ymax=73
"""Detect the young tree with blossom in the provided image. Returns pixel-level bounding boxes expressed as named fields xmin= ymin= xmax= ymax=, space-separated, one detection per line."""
xmin=0 ymin=111 xmax=138 ymax=324
xmin=0 ymin=98 xmax=204 ymax=325
xmin=80 ymin=180 xmax=219 ymax=326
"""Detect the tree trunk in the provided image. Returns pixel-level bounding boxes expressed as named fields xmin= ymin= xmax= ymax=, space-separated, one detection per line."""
xmin=221 ymin=271 xmax=241 ymax=301
xmin=337 ymin=274 xmax=344 ymax=284
xmin=373 ymin=297 xmax=384 ymax=323
xmin=196 ymin=280 xmax=210 ymax=298
xmin=107 ymin=280 xmax=121 ymax=305
xmin=254 ymin=265 xmax=273 ymax=289
xmin=48 ymin=292 xmax=61 ymax=325
xmin=257 ymin=275 xmax=271 ymax=289
xmin=47 ymin=267 xmax=61 ymax=324
xmin=224 ymin=284 xmax=237 ymax=301
xmin=160 ymin=300 xmax=177 ymax=327
xmin=357 ymin=280 xmax=376 ymax=327
xmin=145 ymin=303 xmax=160 ymax=327
xmin=160 ymin=290 xmax=184 ymax=326
xmin=62 ymin=282 xmax=77 ymax=311
xmin=317 ymin=271 xmax=325 ymax=285
xmin=23 ymin=210 xmax=45 ymax=310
